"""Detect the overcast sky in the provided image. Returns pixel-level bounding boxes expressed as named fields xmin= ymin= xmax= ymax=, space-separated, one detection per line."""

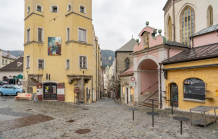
xmin=0 ymin=0 xmax=167 ymax=51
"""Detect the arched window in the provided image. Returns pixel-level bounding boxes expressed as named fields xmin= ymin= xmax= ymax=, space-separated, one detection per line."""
xmin=184 ymin=78 xmax=205 ymax=100
xmin=125 ymin=58 xmax=130 ymax=70
xmin=180 ymin=6 xmax=195 ymax=46
xmin=207 ymin=6 xmax=213 ymax=27
xmin=168 ymin=16 xmax=172 ymax=41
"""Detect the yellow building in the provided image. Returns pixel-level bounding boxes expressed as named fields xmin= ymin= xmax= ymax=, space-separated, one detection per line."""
xmin=162 ymin=25 xmax=218 ymax=111
xmin=23 ymin=0 xmax=101 ymax=103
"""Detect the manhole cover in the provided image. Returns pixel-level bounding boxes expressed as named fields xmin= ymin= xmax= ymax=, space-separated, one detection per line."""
xmin=82 ymin=108 xmax=89 ymax=110
xmin=26 ymin=109 xmax=32 ymax=111
xmin=75 ymin=129 xmax=91 ymax=134
xmin=66 ymin=120 xmax=75 ymax=123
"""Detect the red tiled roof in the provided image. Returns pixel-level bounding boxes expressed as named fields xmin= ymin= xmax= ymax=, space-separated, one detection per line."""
xmin=119 ymin=67 xmax=134 ymax=77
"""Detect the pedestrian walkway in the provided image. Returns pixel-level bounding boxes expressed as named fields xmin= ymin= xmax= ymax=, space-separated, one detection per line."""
xmin=88 ymin=98 xmax=120 ymax=107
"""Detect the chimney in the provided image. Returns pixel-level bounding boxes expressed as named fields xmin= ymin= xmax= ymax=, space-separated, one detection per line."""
xmin=18 ymin=55 xmax=21 ymax=58
xmin=7 ymin=51 xmax=10 ymax=57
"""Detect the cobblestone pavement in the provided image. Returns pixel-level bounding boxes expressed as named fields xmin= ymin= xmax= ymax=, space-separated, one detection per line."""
xmin=0 ymin=96 xmax=218 ymax=139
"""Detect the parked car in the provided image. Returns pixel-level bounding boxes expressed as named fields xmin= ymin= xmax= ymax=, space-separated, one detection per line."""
xmin=0 ymin=85 xmax=23 ymax=96
xmin=0 ymin=81 xmax=8 ymax=86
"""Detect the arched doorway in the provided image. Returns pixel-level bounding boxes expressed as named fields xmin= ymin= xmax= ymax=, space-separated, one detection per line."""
xmin=44 ymin=83 xmax=57 ymax=100
xmin=170 ymin=83 xmax=178 ymax=107
xmin=139 ymin=59 xmax=158 ymax=95
xmin=3 ymin=76 xmax=8 ymax=82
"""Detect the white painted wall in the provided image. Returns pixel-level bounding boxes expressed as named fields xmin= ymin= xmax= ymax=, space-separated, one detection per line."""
xmin=0 ymin=71 xmax=22 ymax=80
xmin=164 ymin=0 xmax=218 ymax=42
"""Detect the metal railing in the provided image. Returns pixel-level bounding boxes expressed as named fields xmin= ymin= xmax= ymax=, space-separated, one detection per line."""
xmin=141 ymin=82 xmax=158 ymax=95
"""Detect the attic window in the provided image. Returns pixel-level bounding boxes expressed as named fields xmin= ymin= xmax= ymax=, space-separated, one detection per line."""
xmin=51 ymin=5 xmax=58 ymax=13
xmin=17 ymin=62 xmax=22 ymax=67
xmin=67 ymin=4 xmax=71 ymax=12
xmin=36 ymin=4 xmax=43 ymax=12
xmin=80 ymin=5 xmax=86 ymax=14
xmin=27 ymin=6 xmax=30 ymax=14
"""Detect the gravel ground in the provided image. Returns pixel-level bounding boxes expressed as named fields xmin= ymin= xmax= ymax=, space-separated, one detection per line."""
xmin=0 ymin=96 xmax=217 ymax=139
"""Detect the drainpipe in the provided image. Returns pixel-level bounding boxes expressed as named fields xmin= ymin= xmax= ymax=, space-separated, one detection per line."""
xmin=95 ymin=39 xmax=98 ymax=101
xmin=91 ymin=76 xmax=93 ymax=103
xmin=159 ymin=63 xmax=163 ymax=109
xmin=173 ymin=0 xmax=176 ymax=41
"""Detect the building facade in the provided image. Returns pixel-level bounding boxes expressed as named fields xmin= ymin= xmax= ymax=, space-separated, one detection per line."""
xmin=115 ymin=38 xmax=136 ymax=79
xmin=0 ymin=50 xmax=17 ymax=69
xmin=163 ymin=0 xmax=218 ymax=45
xmin=163 ymin=24 xmax=218 ymax=111
xmin=0 ymin=57 xmax=23 ymax=83
xmin=23 ymin=0 xmax=101 ymax=103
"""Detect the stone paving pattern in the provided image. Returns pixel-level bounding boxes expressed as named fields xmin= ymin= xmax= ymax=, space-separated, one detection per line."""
xmin=0 ymin=96 xmax=218 ymax=139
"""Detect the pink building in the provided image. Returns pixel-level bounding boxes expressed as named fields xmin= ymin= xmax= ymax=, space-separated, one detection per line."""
xmin=131 ymin=22 xmax=190 ymax=108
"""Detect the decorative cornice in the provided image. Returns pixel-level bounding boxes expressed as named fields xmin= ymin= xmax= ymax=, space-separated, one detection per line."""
xmin=132 ymin=44 xmax=165 ymax=56
xmin=65 ymin=40 xmax=93 ymax=46
xmin=24 ymin=12 xmax=44 ymax=21
xmin=65 ymin=11 xmax=92 ymax=20
xmin=24 ymin=41 xmax=44 ymax=46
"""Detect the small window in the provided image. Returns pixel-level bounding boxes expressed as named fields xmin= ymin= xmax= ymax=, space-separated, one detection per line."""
xmin=38 ymin=59 xmax=44 ymax=69
xmin=17 ymin=62 xmax=22 ymax=67
xmin=66 ymin=27 xmax=70 ymax=41
xmin=27 ymin=56 xmax=30 ymax=68
xmin=38 ymin=27 xmax=43 ymax=42
xmin=67 ymin=4 xmax=71 ymax=12
xmin=80 ymin=5 xmax=86 ymax=14
xmin=2 ymin=59 xmax=4 ymax=65
xmin=27 ymin=6 xmax=30 ymax=14
xmin=37 ymin=5 xmax=42 ymax=12
xmin=125 ymin=58 xmax=130 ymax=70
xmin=66 ymin=59 xmax=70 ymax=69
xmin=79 ymin=28 xmax=86 ymax=42
xmin=80 ymin=56 xmax=87 ymax=69
xmin=26 ymin=28 xmax=30 ymax=42
xmin=51 ymin=5 xmax=58 ymax=13
xmin=208 ymin=6 xmax=213 ymax=27
xmin=5 ymin=60 xmax=7 ymax=64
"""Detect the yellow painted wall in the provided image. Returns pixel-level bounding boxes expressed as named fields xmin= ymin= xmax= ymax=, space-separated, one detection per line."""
xmin=165 ymin=65 xmax=218 ymax=112
xmin=23 ymin=0 xmax=100 ymax=103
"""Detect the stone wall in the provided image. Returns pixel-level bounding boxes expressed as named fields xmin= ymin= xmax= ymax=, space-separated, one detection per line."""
xmin=116 ymin=52 xmax=133 ymax=78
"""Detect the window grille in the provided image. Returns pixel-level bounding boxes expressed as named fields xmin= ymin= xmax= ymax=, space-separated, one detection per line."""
xmin=38 ymin=59 xmax=44 ymax=69
xmin=181 ymin=7 xmax=195 ymax=46
xmin=80 ymin=56 xmax=87 ymax=69
xmin=38 ymin=28 xmax=43 ymax=42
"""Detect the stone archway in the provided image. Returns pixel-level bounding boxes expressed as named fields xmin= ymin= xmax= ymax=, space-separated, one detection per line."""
xmin=138 ymin=59 xmax=159 ymax=95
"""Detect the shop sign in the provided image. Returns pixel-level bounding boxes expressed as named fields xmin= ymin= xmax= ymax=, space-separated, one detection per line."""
xmin=184 ymin=78 xmax=205 ymax=100
xmin=74 ymin=87 xmax=80 ymax=93
xmin=131 ymin=81 xmax=136 ymax=86
xmin=124 ymin=82 xmax=129 ymax=86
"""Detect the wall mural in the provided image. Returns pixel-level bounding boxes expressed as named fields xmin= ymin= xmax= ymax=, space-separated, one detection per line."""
xmin=48 ymin=37 xmax=61 ymax=55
